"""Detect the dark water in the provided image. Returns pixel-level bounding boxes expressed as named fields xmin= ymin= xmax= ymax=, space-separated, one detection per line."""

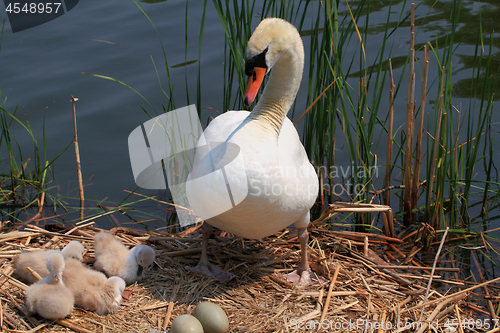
xmin=0 ymin=0 xmax=498 ymax=232
xmin=0 ymin=0 xmax=228 ymax=229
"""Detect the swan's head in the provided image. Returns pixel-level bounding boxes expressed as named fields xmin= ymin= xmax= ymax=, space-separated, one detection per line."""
xmin=244 ymin=18 xmax=301 ymax=106
xmin=133 ymin=245 xmax=156 ymax=277
xmin=46 ymin=252 xmax=65 ymax=282
xmin=61 ymin=240 xmax=85 ymax=261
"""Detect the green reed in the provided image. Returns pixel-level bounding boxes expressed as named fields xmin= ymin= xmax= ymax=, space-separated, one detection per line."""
xmin=0 ymin=102 xmax=72 ymax=222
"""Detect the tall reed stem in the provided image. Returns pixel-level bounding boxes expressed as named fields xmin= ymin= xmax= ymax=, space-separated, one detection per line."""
xmin=384 ymin=59 xmax=395 ymax=206
xmin=404 ymin=3 xmax=416 ymax=225
xmin=411 ymin=44 xmax=430 ymax=217
xmin=72 ymin=96 xmax=84 ymax=218
xmin=426 ymin=68 xmax=446 ymax=225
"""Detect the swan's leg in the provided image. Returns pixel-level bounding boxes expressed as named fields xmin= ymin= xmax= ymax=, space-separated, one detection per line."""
xmin=297 ymin=227 xmax=311 ymax=274
xmin=186 ymin=222 xmax=233 ymax=281
xmin=277 ymin=213 xmax=322 ymax=285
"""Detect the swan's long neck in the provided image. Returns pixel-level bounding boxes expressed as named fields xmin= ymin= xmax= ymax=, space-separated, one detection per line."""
xmin=249 ymin=39 xmax=304 ymax=136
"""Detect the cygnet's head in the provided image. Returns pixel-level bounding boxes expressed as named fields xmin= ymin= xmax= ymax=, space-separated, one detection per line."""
xmin=134 ymin=245 xmax=156 ymax=276
xmin=107 ymin=276 xmax=126 ymax=311
xmin=46 ymin=252 xmax=65 ymax=282
xmin=61 ymin=241 xmax=85 ymax=260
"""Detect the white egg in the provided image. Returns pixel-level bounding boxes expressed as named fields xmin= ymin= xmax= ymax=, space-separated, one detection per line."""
xmin=171 ymin=314 xmax=203 ymax=333
xmin=193 ymin=302 xmax=229 ymax=333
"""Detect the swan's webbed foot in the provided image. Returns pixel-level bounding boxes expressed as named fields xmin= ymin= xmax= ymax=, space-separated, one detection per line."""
xmin=186 ymin=262 xmax=233 ymax=281
xmin=276 ymin=226 xmax=326 ymax=286
xmin=186 ymin=222 xmax=234 ymax=281
xmin=277 ymin=268 xmax=324 ymax=286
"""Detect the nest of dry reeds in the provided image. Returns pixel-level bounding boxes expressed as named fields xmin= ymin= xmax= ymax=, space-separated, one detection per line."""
xmin=0 ymin=220 xmax=493 ymax=333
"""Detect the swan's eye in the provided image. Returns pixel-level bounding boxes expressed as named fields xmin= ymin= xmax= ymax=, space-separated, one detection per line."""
xmin=253 ymin=71 xmax=257 ymax=82
xmin=245 ymin=46 xmax=269 ymax=77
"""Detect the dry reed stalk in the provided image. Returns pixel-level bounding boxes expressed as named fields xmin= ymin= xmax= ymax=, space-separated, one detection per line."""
xmin=26 ymin=267 xmax=42 ymax=281
xmin=1 ymin=274 xmax=28 ymax=290
xmin=382 ymin=210 xmax=395 ymax=238
xmin=294 ymin=80 xmax=336 ymax=124
xmin=147 ymin=236 xmax=202 ymax=243
xmin=72 ymin=96 xmax=85 ymax=218
xmin=162 ymin=284 xmax=179 ymax=331
xmin=377 ymin=310 xmax=387 ymax=333
xmin=22 ymin=212 xmax=42 ymax=226
xmin=123 ymin=189 xmax=197 ymax=214
xmin=314 ymin=228 xmax=402 ymax=243
xmin=37 ymin=191 xmax=45 ymax=215
xmin=419 ymin=227 xmax=448 ymax=320
xmin=479 ymin=231 xmax=490 ymax=255
xmin=74 ymin=210 xmax=119 ymax=226
xmin=316 ymin=265 xmax=340 ymax=332
xmin=455 ymin=304 xmax=464 ymax=333
xmin=98 ymin=203 xmax=123 ymax=228
xmin=300 ymin=291 xmax=362 ymax=298
xmin=404 ymin=3 xmax=416 ymax=226
xmin=312 ymin=202 xmax=395 ymax=237
xmin=369 ymin=265 xmax=458 ymax=272
xmin=24 ymin=226 xmax=93 ymax=241
xmin=163 ymin=248 xmax=202 ymax=256
xmin=471 ymin=251 xmax=498 ymax=319
xmin=426 ymin=67 xmax=446 ymax=224
xmin=403 ymin=275 xmax=500 ymax=314
xmin=0 ymin=232 xmax=41 ymax=243
xmin=414 ymin=293 xmax=467 ymax=333
xmin=411 ymin=44 xmax=430 ymax=211
xmin=57 ymin=319 xmax=95 ymax=333
xmin=65 ymin=221 xmax=95 ymax=235
xmin=384 ymin=59 xmax=395 ymax=206
xmin=465 ymin=303 xmax=490 ymax=316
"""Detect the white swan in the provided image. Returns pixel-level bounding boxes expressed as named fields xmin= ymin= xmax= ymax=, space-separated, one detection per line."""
xmin=14 ymin=240 xmax=85 ymax=284
xmin=63 ymin=258 xmax=126 ymax=315
xmin=186 ymin=18 xmax=319 ymax=284
xmin=93 ymin=231 xmax=156 ymax=285
xmin=25 ymin=252 xmax=74 ymax=319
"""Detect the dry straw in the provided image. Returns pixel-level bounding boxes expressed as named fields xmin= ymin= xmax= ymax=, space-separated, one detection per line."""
xmin=0 ymin=222 xmax=489 ymax=332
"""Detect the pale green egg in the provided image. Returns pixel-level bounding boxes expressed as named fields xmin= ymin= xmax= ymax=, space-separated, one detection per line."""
xmin=171 ymin=314 xmax=203 ymax=333
xmin=193 ymin=302 xmax=229 ymax=333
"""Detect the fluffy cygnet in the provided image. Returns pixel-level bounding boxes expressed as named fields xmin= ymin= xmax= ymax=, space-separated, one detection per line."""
xmin=93 ymin=231 xmax=156 ymax=285
xmin=14 ymin=240 xmax=85 ymax=284
xmin=25 ymin=252 xmax=74 ymax=320
xmin=62 ymin=258 xmax=126 ymax=315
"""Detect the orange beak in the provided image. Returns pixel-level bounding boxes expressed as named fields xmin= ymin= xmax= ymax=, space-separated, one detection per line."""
xmin=243 ymin=67 xmax=266 ymax=107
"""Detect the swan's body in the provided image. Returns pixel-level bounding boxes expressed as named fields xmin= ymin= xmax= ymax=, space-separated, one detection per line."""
xmin=188 ymin=112 xmax=317 ymax=238
xmin=93 ymin=231 xmax=156 ymax=285
xmin=14 ymin=241 xmax=85 ymax=284
xmin=25 ymin=252 xmax=74 ymax=319
xmin=63 ymin=258 xmax=126 ymax=315
xmin=186 ymin=18 xmax=319 ymax=284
